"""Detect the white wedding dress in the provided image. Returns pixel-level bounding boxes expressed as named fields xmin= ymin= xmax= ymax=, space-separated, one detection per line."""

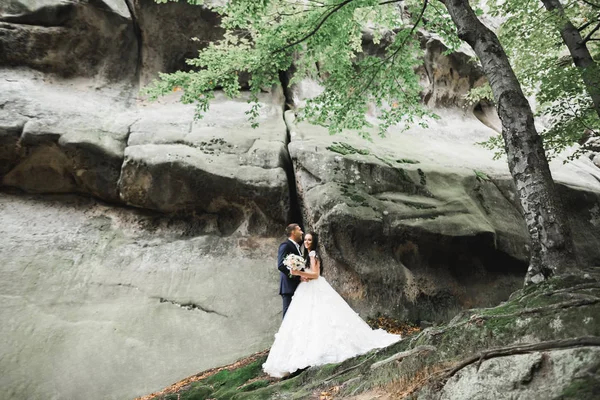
xmin=263 ymin=275 xmax=401 ymax=378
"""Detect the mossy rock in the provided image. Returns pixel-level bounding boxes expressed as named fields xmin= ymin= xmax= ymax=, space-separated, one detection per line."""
xmin=149 ymin=275 xmax=600 ymax=400
xmin=396 ymin=158 xmax=421 ymax=164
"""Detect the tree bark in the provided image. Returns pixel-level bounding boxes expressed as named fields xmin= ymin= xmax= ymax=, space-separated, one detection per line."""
xmin=541 ymin=0 xmax=600 ymax=119
xmin=442 ymin=0 xmax=579 ymax=285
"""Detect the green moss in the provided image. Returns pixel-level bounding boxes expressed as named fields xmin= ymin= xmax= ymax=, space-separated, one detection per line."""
xmin=349 ymin=193 xmax=366 ymax=203
xmin=327 ymin=142 xmax=370 ymax=156
xmin=206 ymin=359 xmax=263 ymax=386
xmin=397 ymin=168 xmax=411 ymax=183
xmin=311 ymin=362 xmax=341 ymax=380
xmin=180 ymin=384 xmax=214 ymax=400
xmin=403 ymin=201 xmax=436 ymax=210
xmin=239 ymin=380 xmax=270 ymax=391
xmin=340 ymin=183 xmax=370 ymax=207
xmin=474 ymin=169 xmax=490 ymax=182
xmin=560 ymin=375 xmax=600 ymax=400
xmin=397 ymin=158 xmax=420 ymax=164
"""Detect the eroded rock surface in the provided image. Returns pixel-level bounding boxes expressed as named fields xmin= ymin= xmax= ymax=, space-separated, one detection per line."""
xmin=0 ymin=0 xmax=137 ymax=81
xmin=0 ymin=191 xmax=282 ymax=400
xmin=0 ymin=69 xmax=290 ymax=235
xmin=287 ymin=110 xmax=600 ymax=322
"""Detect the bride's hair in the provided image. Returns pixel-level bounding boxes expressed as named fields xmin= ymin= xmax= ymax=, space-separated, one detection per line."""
xmin=304 ymin=232 xmax=323 ymax=274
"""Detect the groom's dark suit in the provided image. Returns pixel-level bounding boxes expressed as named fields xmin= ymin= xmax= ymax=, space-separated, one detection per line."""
xmin=278 ymin=238 xmax=302 ymax=319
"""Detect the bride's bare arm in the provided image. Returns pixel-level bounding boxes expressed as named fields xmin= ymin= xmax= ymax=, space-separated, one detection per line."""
xmin=291 ymin=256 xmax=320 ymax=279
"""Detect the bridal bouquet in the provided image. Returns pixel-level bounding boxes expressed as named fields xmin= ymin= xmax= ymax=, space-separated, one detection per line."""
xmin=283 ymin=253 xmax=305 ymax=272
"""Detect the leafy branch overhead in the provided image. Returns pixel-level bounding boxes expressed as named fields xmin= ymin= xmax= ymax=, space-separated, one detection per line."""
xmin=145 ymin=0 xmax=470 ymax=136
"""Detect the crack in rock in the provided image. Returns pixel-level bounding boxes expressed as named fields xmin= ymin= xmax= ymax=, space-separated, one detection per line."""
xmin=157 ymin=297 xmax=228 ymax=317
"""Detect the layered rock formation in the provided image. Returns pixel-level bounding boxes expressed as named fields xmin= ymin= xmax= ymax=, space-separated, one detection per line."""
xmin=0 ymin=0 xmax=137 ymax=81
xmin=287 ymin=110 xmax=600 ymax=322
xmin=0 ymin=69 xmax=290 ymax=235
xmin=1 ymin=1 xmax=600 ymax=399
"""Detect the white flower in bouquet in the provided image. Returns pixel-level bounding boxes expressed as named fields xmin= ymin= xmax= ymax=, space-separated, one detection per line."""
xmin=283 ymin=253 xmax=305 ymax=272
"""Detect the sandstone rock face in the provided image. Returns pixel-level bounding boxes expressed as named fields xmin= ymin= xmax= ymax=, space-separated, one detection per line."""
xmin=0 ymin=69 xmax=132 ymax=201
xmin=0 ymin=191 xmax=283 ymax=400
xmin=2 ymin=3 xmax=600 ymax=399
xmin=119 ymin=90 xmax=291 ymax=235
xmin=418 ymin=32 xmax=486 ymax=108
xmin=289 ymin=31 xmax=485 ymax=112
xmin=132 ymin=0 xmax=225 ymax=85
xmin=0 ymin=0 xmax=226 ymax=84
xmin=0 ymin=0 xmax=137 ymax=81
xmin=287 ymin=110 xmax=600 ymax=322
xmin=0 ymin=69 xmax=290 ymax=234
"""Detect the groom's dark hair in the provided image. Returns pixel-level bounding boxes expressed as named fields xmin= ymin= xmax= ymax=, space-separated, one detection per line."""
xmin=285 ymin=223 xmax=299 ymax=237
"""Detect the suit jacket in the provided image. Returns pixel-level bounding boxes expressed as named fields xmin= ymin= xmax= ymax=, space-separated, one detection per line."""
xmin=278 ymin=239 xmax=302 ymax=295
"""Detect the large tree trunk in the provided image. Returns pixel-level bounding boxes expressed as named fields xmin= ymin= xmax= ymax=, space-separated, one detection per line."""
xmin=443 ymin=0 xmax=579 ymax=285
xmin=540 ymin=0 xmax=600 ymax=119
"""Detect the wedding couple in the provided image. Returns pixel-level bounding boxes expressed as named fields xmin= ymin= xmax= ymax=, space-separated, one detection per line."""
xmin=262 ymin=223 xmax=401 ymax=378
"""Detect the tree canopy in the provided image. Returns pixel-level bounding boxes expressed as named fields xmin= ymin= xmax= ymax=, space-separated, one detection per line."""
xmin=147 ymin=0 xmax=461 ymax=136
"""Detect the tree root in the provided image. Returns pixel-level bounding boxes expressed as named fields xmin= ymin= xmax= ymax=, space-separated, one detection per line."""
xmin=447 ymin=298 xmax=600 ymax=331
xmin=517 ymin=282 xmax=600 ymax=303
xmin=322 ymin=353 xmax=376 ymax=385
xmin=370 ymin=346 xmax=437 ymax=370
xmin=443 ymin=336 xmax=600 ymax=379
xmin=478 ymin=298 xmax=599 ymax=321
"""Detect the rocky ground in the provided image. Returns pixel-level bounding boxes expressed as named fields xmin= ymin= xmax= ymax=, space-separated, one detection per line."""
xmin=140 ymin=274 xmax=600 ymax=400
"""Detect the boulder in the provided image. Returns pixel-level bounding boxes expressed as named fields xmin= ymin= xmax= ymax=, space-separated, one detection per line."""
xmin=434 ymin=348 xmax=600 ymax=400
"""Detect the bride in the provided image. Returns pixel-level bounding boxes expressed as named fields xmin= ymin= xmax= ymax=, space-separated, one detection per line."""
xmin=263 ymin=232 xmax=401 ymax=378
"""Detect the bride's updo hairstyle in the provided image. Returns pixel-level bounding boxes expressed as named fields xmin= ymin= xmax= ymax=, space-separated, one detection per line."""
xmin=304 ymin=232 xmax=323 ymax=274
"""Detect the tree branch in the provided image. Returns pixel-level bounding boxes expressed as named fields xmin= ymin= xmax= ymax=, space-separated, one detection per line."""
xmin=580 ymin=0 xmax=600 ymax=8
xmin=577 ymin=18 xmax=596 ymax=32
xmin=274 ymin=0 xmax=355 ymax=53
xmin=582 ymin=20 xmax=600 ymax=42
xmin=443 ymin=337 xmax=600 ymax=379
xmin=370 ymin=346 xmax=437 ymax=369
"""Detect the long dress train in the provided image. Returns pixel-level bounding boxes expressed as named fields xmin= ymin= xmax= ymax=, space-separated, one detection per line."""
xmin=263 ymin=276 xmax=401 ymax=377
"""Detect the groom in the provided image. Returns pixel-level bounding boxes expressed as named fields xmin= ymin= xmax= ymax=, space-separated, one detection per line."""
xmin=277 ymin=223 xmax=304 ymax=319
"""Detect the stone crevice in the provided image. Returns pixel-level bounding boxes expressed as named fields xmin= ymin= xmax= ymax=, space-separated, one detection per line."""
xmin=124 ymin=0 xmax=143 ymax=86
xmin=157 ymin=297 xmax=229 ymax=318
xmin=279 ymin=68 xmax=304 ymax=226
